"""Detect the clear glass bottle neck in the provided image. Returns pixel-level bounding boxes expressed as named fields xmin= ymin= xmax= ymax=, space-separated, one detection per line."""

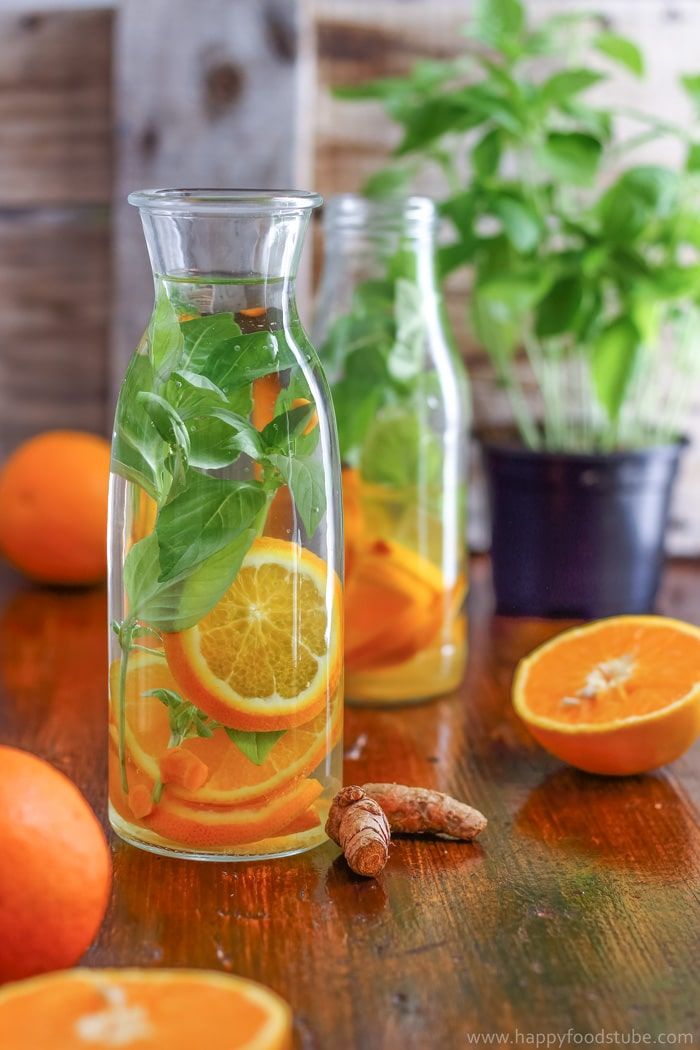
xmin=140 ymin=210 xmax=311 ymax=290
xmin=320 ymin=195 xmax=440 ymax=293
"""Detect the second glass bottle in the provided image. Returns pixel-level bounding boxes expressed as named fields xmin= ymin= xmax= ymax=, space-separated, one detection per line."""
xmin=314 ymin=194 xmax=470 ymax=704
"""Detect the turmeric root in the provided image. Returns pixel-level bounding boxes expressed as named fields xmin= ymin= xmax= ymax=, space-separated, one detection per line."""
xmin=363 ymin=783 xmax=487 ymax=840
xmin=325 ymin=785 xmax=391 ymax=877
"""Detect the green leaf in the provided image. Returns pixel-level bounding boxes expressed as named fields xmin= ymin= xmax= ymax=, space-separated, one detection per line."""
xmin=492 ymin=197 xmax=541 ymax=253
xmin=186 ymin=409 xmax=263 ymax=470
xmin=111 ymin=354 xmax=170 ymax=502
xmin=388 ymin=278 xmax=425 ymax=380
xmin=474 ymin=0 xmax=524 ymax=47
xmin=149 ymin=288 xmax=184 ymax=376
xmin=598 ymin=166 xmax=679 ymax=241
xmin=136 ymin=392 xmax=190 ymax=459
xmin=395 ymin=97 xmax=483 ymax=155
xmin=180 ymin=313 xmax=242 ymax=372
xmin=201 ymin=332 xmax=293 ymax=391
xmin=269 ymin=455 xmax=326 ymax=537
xmin=541 ymin=69 xmax=605 ymax=104
xmin=224 ymin=728 xmax=285 ymax=766
xmin=590 ymin=318 xmax=641 ymax=422
xmin=362 ymin=167 xmax=413 ymax=198
xmin=262 ymin=403 xmax=317 ymax=451
xmin=686 ymin=143 xmax=700 ymax=173
xmin=535 ymin=275 xmax=583 ymax=338
xmin=155 ymin=475 xmax=267 ymax=582
xmin=167 ymin=369 xmax=228 ymax=419
xmin=148 ymin=689 xmax=218 ymax=745
xmin=539 ymin=132 xmax=602 ymax=185
xmin=472 ymin=274 xmax=544 ymax=365
xmin=124 ymin=528 xmax=259 ymax=632
xmin=360 ymin=407 xmax=442 ymax=489
xmin=594 ymin=32 xmax=644 ymax=77
xmin=472 ymin=128 xmax=502 ymax=177
xmin=681 ymin=74 xmax=700 ymax=117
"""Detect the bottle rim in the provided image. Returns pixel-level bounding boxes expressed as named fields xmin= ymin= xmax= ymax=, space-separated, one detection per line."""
xmin=323 ymin=193 xmax=436 ymax=231
xmin=128 ymin=188 xmax=323 ymax=215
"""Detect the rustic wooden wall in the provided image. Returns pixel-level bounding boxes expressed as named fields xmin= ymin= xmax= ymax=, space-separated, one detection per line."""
xmin=111 ymin=0 xmax=301 ymax=394
xmin=0 ymin=9 xmax=112 ymax=460
xmin=300 ymin=0 xmax=700 ymax=555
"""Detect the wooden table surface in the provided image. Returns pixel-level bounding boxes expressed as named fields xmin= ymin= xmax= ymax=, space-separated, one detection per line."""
xmin=0 ymin=556 xmax=698 ymax=1048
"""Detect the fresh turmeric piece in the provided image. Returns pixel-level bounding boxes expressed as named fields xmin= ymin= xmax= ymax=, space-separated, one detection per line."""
xmin=160 ymin=748 xmax=209 ymax=792
xmin=363 ymin=783 xmax=487 ymax=840
xmin=127 ymin=784 xmax=154 ymax=820
xmin=327 ymin=782 xmax=487 ymax=878
xmin=325 ymin=786 xmax=391 ymax=877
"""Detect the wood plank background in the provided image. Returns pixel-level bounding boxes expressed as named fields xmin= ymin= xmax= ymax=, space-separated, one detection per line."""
xmin=1 ymin=0 xmax=699 ymax=555
xmin=0 ymin=9 xmax=112 ymax=460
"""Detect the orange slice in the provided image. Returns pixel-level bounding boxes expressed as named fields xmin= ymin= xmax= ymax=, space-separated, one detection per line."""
xmin=345 ymin=538 xmax=444 ymax=672
xmin=110 ymin=651 xmax=342 ymax=805
xmin=145 ymin=778 xmax=324 ymax=848
xmin=513 ymin=615 xmax=700 ymax=775
xmin=109 ymin=744 xmax=324 ymax=849
xmin=164 ymin=538 xmax=342 ymax=731
xmin=0 ymin=968 xmax=292 ymax=1049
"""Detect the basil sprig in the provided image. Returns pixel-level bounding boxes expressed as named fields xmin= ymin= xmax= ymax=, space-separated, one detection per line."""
xmin=111 ymin=288 xmax=326 ymax=790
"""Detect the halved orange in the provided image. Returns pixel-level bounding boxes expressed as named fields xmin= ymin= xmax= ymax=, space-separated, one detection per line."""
xmin=0 ymin=968 xmax=292 ymax=1049
xmin=164 ymin=538 xmax=342 ymax=731
xmin=345 ymin=538 xmax=444 ymax=672
xmin=513 ymin=615 xmax=700 ymax=775
xmin=110 ymin=651 xmax=342 ymax=805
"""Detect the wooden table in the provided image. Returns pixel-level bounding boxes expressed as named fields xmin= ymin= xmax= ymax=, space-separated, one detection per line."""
xmin=0 ymin=557 xmax=698 ymax=1048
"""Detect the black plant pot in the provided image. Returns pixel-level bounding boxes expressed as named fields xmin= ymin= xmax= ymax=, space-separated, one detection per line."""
xmin=481 ymin=437 xmax=685 ymax=619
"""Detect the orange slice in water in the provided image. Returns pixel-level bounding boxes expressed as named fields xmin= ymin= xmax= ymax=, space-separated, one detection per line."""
xmin=513 ymin=615 xmax=700 ymax=775
xmin=110 ymin=651 xmax=341 ymax=806
xmin=164 ymin=538 xmax=342 ymax=731
xmin=0 ymin=968 xmax=292 ymax=1050
xmin=344 ymin=538 xmax=444 ymax=672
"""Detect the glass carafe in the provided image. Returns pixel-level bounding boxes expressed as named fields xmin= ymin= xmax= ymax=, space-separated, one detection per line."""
xmin=314 ymin=194 xmax=469 ymax=705
xmin=108 ymin=189 xmax=343 ymax=860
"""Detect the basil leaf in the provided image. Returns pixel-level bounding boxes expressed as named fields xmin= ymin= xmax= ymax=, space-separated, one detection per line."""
xmin=187 ymin=408 xmax=264 ymax=469
xmin=180 ymin=313 xmax=242 ymax=372
xmin=155 ymin=475 xmax=267 ymax=582
xmin=167 ymin=369 xmax=228 ymax=418
xmin=124 ymin=528 xmax=258 ymax=632
xmin=539 ymin=132 xmax=602 ymax=186
xmin=360 ymin=408 xmax=442 ymax=490
xmin=388 ymin=278 xmax=425 ymax=381
xmin=270 ymin=454 xmax=326 ymax=537
xmin=137 ymin=392 xmax=190 ymax=457
xmin=111 ymin=355 xmax=171 ymax=502
xmin=224 ymin=728 xmax=285 ymax=766
xmin=149 ymin=288 xmax=183 ymax=376
xmin=199 ymin=332 xmax=290 ymax=391
xmin=594 ymin=32 xmax=644 ymax=78
xmin=590 ymin=318 xmax=641 ymax=423
xmin=262 ymin=403 xmax=317 ymax=451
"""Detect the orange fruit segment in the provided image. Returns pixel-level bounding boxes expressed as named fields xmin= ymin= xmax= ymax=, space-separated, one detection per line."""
xmin=345 ymin=538 xmax=444 ymax=672
xmin=110 ymin=651 xmax=341 ymax=806
xmin=146 ymin=778 xmax=324 ymax=849
xmin=164 ymin=538 xmax=342 ymax=731
xmin=513 ymin=615 xmax=700 ymax=775
xmin=0 ymin=968 xmax=292 ymax=1049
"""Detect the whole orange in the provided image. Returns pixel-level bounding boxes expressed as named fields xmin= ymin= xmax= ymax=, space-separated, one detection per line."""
xmin=0 ymin=746 xmax=112 ymax=982
xmin=0 ymin=430 xmax=110 ymax=584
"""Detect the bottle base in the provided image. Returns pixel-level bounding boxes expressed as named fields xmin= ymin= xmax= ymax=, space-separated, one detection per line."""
xmin=345 ymin=639 xmax=467 ymax=706
xmin=109 ymin=805 xmax=329 ymax=863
